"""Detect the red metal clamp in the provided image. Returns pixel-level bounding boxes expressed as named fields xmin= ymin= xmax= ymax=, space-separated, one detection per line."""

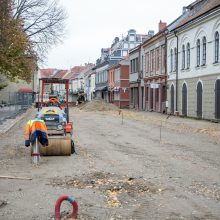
xmin=55 ymin=195 xmax=78 ymax=220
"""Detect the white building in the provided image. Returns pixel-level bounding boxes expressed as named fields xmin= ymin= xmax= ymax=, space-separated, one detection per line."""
xmin=88 ymin=72 xmax=96 ymax=101
xmin=167 ymin=0 xmax=220 ymax=120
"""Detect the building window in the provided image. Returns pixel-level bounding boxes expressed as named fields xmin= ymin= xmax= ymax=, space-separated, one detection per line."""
xmin=186 ymin=43 xmax=190 ymax=69
xmin=122 ymin=50 xmax=128 ymax=56
xmin=170 ymin=49 xmax=173 ymax=72
xmin=156 ymin=48 xmax=160 ymax=71
xmin=136 ymin=58 xmax=138 ymax=72
xmin=130 ymin=60 xmax=133 ymax=73
xmin=215 ymin=31 xmax=219 ymax=63
xmin=145 ymin=53 xmax=149 ymax=72
xmin=124 ymin=43 xmax=128 ymax=49
xmin=162 ymin=46 xmax=166 ymax=71
xmin=197 ymin=39 xmax=200 ymax=66
xmin=130 ymin=43 xmax=134 ymax=49
xmin=129 ymin=34 xmax=135 ymax=42
xmin=150 ymin=50 xmax=154 ymax=72
xmin=202 ymin=37 xmax=206 ymax=65
xmin=182 ymin=45 xmax=185 ymax=69
xmin=174 ymin=48 xmax=177 ymax=71
xmin=134 ymin=59 xmax=136 ymax=72
xmin=141 ymin=55 xmax=144 ymax=77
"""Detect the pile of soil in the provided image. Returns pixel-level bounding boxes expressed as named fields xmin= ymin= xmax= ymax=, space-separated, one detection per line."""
xmin=79 ymin=99 xmax=119 ymax=111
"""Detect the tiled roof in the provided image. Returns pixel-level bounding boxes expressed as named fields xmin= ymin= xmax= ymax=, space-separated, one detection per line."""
xmin=39 ymin=68 xmax=57 ymax=78
xmin=66 ymin=64 xmax=95 ymax=80
xmin=176 ymin=0 xmax=220 ymax=29
xmin=52 ymin=70 xmax=68 ymax=79
xmin=39 ymin=64 xmax=95 ymax=81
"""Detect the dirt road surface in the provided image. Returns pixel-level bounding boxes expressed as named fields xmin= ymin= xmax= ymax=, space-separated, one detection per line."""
xmin=0 ymin=106 xmax=220 ymax=220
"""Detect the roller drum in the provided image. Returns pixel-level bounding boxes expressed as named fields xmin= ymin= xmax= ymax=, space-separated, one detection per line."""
xmin=40 ymin=137 xmax=71 ymax=156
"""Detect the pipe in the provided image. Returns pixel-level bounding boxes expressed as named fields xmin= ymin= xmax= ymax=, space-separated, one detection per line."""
xmin=41 ymin=80 xmax=44 ymax=108
xmin=174 ymin=30 xmax=179 ymax=112
xmin=164 ymin=32 xmax=168 ymax=113
xmin=55 ymin=195 xmax=78 ymax=220
xmin=32 ymin=138 xmax=40 ymax=164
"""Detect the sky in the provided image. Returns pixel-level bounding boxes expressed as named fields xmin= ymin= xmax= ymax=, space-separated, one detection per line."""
xmin=44 ymin=0 xmax=193 ymax=69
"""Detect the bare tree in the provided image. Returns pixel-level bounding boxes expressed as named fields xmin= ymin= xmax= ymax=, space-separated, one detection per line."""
xmin=12 ymin=0 xmax=67 ymax=60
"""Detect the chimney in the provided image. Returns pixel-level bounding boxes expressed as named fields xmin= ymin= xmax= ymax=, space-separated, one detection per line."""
xmin=159 ymin=20 xmax=167 ymax=32
xmin=182 ymin=6 xmax=187 ymax=14
xmin=148 ymin=30 xmax=154 ymax=37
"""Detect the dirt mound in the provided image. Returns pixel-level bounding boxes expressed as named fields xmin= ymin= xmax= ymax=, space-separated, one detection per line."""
xmin=79 ymin=99 xmax=119 ymax=111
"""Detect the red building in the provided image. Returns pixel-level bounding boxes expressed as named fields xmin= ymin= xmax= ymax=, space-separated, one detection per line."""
xmin=143 ymin=21 xmax=167 ymax=113
xmin=107 ymin=59 xmax=130 ymax=108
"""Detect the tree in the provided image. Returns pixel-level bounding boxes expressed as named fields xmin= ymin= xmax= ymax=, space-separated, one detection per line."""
xmin=12 ymin=0 xmax=67 ymax=60
xmin=0 ymin=0 xmax=66 ymax=87
xmin=0 ymin=0 xmax=35 ymax=84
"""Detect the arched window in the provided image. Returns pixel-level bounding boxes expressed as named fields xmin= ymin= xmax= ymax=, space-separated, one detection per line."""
xmin=174 ymin=48 xmax=177 ymax=71
xmin=187 ymin=43 xmax=190 ymax=69
xmin=215 ymin=31 xmax=219 ymax=63
xmin=197 ymin=39 xmax=200 ymax=66
xmin=182 ymin=45 xmax=185 ymax=69
xmin=170 ymin=49 xmax=173 ymax=72
xmin=202 ymin=37 xmax=206 ymax=65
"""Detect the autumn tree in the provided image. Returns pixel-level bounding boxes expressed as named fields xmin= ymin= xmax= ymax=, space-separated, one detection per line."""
xmin=0 ymin=0 xmax=35 ymax=87
xmin=0 ymin=0 xmax=66 ymax=88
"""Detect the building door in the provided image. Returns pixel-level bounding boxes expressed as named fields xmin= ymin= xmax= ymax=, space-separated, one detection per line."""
xmin=142 ymin=87 xmax=144 ymax=110
xmin=215 ymin=79 xmax=220 ymax=119
xmin=170 ymin=85 xmax=174 ymax=114
xmin=134 ymin=88 xmax=138 ymax=107
xmin=150 ymin=88 xmax=153 ymax=110
xmin=197 ymin=82 xmax=203 ymax=118
xmin=145 ymin=86 xmax=149 ymax=110
xmin=182 ymin=83 xmax=187 ymax=116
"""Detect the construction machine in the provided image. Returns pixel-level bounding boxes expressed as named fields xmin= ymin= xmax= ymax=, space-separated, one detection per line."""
xmin=37 ymin=78 xmax=74 ymax=156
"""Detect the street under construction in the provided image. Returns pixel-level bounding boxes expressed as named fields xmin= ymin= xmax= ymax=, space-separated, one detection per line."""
xmin=0 ymin=101 xmax=220 ymax=219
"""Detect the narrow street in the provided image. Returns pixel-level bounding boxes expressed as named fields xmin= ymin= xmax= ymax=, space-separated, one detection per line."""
xmin=0 ymin=106 xmax=220 ymax=219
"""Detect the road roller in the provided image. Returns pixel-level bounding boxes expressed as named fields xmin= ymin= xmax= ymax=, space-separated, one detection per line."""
xmin=36 ymin=77 xmax=75 ymax=156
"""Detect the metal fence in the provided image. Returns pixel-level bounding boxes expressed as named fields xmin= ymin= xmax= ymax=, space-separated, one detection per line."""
xmin=0 ymin=92 xmax=33 ymax=124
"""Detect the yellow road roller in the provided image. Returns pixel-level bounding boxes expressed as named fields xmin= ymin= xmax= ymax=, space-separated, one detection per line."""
xmin=37 ymin=77 xmax=75 ymax=156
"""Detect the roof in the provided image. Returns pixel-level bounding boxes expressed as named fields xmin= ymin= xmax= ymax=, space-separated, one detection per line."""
xmin=175 ymin=0 xmax=220 ymax=29
xmin=18 ymin=88 xmax=32 ymax=93
xmin=51 ymin=70 xmax=68 ymax=79
xmin=68 ymin=64 xmax=94 ymax=80
xmin=39 ymin=69 xmax=57 ymax=78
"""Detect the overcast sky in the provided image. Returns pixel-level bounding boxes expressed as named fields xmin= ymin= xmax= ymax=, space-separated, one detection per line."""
xmin=44 ymin=0 xmax=193 ymax=69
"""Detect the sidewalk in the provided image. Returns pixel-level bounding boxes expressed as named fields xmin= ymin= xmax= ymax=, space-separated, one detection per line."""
xmin=0 ymin=108 xmax=33 ymax=134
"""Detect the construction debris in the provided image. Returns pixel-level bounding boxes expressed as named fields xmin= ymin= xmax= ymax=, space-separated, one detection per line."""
xmin=0 ymin=175 xmax=32 ymax=180
xmin=0 ymin=200 xmax=7 ymax=208
xmin=79 ymin=99 xmax=119 ymax=112
xmin=49 ymin=172 xmax=165 ymax=208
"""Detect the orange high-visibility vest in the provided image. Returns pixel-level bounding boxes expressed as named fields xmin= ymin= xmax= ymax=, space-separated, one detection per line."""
xmin=25 ymin=119 xmax=48 ymax=146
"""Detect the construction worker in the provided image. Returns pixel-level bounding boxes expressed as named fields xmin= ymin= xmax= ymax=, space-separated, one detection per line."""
xmin=25 ymin=118 xmax=48 ymax=147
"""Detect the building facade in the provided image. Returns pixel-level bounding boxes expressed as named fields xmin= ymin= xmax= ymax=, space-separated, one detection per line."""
xmin=143 ymin=21 xmax=167 ymax=113
xmin=114 ymin=59 xmax=130 ymax=108
xmin=88 ymin=71 xmax=96 ymax=101
xmin=167 ymin=0 xmax=220 ymax=120
xmin=107 ymin=59 xmax=130 ymax=108
xmin=129 ymin=46 xmax=141 ymax=109
xmin=108 ymin=66 xmax=115 ymax=103
xmin=95 ymin=61 xmax=109 ymax=100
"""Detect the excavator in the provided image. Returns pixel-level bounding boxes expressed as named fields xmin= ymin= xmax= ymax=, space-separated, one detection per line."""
xmin=37 ymin=78 xmax=74 ymax=156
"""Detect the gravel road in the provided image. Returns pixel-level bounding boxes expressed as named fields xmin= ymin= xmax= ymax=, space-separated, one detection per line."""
xmin=0 ymin=107 xmax=220 ymax=220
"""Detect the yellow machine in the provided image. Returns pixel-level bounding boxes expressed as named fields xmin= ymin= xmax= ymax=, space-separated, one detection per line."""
xmin=37 ymin=78 xmax=74 ymax=156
